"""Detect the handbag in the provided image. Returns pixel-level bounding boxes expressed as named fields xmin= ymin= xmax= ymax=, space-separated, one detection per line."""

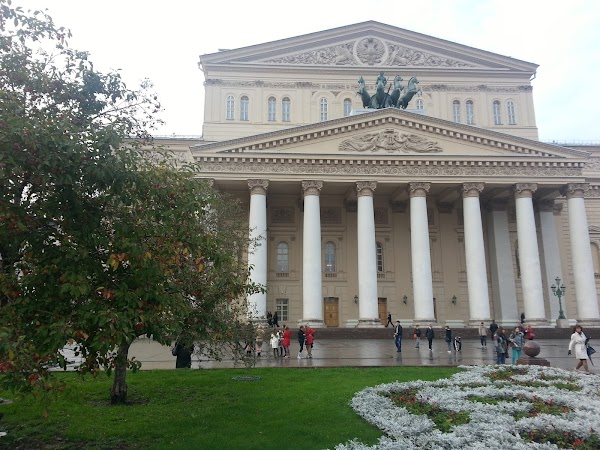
xmin=588 ymin=345 xmax=597 ymax=356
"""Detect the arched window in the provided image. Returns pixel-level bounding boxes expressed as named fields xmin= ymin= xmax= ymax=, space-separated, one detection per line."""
xmin=267 ymin=96 xmax=276 ymax=122
xmin=319 ymin=97 xmax=328 ymax=122
xmin=226 ymin=95 xmax=235 ymax=120
xmin=376 ymin=241 xmax=384 ymax=273
xmin=493 ymin=100 xmax=502 ymax=125
xmin=415 ymin=99 xmax=424 ymax=110
xmin=507 ymin=100 xmax=516 ymax=125
xmin=324 ymin=241 xmax=336 ymax=272
xmin=282 ymin=97 xmax=291 ymax=122
xmin=240 ymin=96 xmax=249 ymax=121
xmin=466 ymin=100 xmax=475 ymax=125
xmin=343 ymin=98 xmax=352 ymax=117
xmin=452 ymin=100 xmax=461 ymax=123
xmin=277 ymin=242 xmax=289 ymax=273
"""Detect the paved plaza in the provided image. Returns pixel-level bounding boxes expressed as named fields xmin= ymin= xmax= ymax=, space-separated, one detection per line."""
xmin=123 ymin=337 xmax=596 ymax=373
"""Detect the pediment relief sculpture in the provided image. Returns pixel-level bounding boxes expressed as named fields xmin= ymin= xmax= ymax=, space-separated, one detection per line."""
xmin=339 ymin=129 xmax=442 ymax=153
xmin=264 ymin=37 xmax=475 ymax=68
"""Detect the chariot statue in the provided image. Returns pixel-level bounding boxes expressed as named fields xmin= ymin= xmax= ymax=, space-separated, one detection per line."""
xmin=357 ymin=72 xmax=421 ymax=110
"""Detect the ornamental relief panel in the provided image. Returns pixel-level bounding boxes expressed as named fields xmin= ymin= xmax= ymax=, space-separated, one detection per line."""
xmin=271 ymin=207 xmax=295 ymax=224
xmin=263 ymin=37 xmax=475 ymax=68
xmin=201 ymin=162 xmax=582 ymax=179
xmin=339 ymin=129 xmax=442 ymax=153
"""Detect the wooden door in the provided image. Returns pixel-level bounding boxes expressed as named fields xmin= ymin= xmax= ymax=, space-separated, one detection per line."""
xmin=324 ymin=297 xmax=339 ymax=327
xmin=378 ymin=297 xmax=387 ymax=325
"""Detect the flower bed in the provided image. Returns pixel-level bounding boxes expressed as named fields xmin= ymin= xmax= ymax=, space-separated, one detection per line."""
xmin=334 ymin=365 xmax=600 ymax=450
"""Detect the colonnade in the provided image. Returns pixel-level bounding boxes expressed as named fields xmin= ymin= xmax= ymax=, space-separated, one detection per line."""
xmin=246 ymin=179 xmax=600 ymax=327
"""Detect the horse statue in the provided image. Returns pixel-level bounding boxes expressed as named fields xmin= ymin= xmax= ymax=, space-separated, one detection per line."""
xmin=356 ymin=72 xmax=395 ymax=109
xmin=390 ymin=75 xmax=403 ymax=107
xmin=397 ymin=76 xmax=420 ymax=109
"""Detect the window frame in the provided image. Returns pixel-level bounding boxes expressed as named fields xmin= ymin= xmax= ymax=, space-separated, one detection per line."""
xmin=276 ymin=241 xmax=289 ymax=273
xmin=319 ymin=97 xmax=328 ymax=122
xmin=376 ymin=241 xmax=384 ymax=273
xmin=282 ymin=97 xmax=291 ymax=122
xmin=324 ymin=241 xmax=336 ymax=273
xmin=226 ymin=95 xmax=235 ymax=120
xmin=276 ymin=298 xmax=289 ymax=322
xmin=267 ymin=96 xmax=276 ymax=122
xmin=507 ymin=100 xmax=516 ymax=125
xmin=240 ymin=95 xmax=249 ymax=121
xmin=343 ymin=98 xmax=352 ymax=117
xmin=493 ymin=100 xmax=502 ymax=125
xmin=466 ymin=100 xmax=475 ymax=125
xmin=452 ymin=100 xmax=461 ymax=123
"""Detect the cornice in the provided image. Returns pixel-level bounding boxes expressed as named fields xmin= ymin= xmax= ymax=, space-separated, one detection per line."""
xmin=191 ymin=108 xmax=589 ymax=159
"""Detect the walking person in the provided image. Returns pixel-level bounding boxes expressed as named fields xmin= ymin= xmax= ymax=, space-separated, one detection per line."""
xmin=282 ymin=325 xmax=291 ymax=358
xmin=444 ymin=326 xmax=452 ymax=353
xmin=394 ymin=320 xmax=403 ymax=352
xmin=453 ymin=336 xmax=462 ymax=352
xmin=509 ymin=327 xmax=524 ymax=364
xmin=425 ymin=324 xmax=435 ymax=352
xmin=478 ymin=322 xmax=487 ymax=348
xmin=568 ymin=325 xmax=590 ymax=372
xmin=494 ymin=329 xmax=507 ymax=364
xmin=305 ymin=328 xmax=314 ymax=358
xmin=413 ymin=324 xmax=422 ymax=348
xmin=297 ymin=325 xmax=305 ymax=359
xmin=255 ymin=325 xmax=265 ymax=357
xmin=489 ymin=320 xmax=498 ymax=341
xmin=386 ymin=312 xmax=393 ymax=327
xmin=272 ymin=311 xmax=279 ymax=328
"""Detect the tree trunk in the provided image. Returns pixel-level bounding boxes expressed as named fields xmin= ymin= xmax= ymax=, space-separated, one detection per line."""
xmin=110 ymin=342 xmax=130 ymax=405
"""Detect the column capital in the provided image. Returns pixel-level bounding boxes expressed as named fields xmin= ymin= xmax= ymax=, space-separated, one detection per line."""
xmin=563 ymin=183 xmax=589 ymax=199
xmin=462 ymin=182 xmax=484 ymax=198
xmin=248 ymin=179 xmax=269 ymax=195
xmin=356 ymin=181 xmax=377 ymax=197
xmin=514 ymin=183 xmax=537 ymax=199
xmin=409 ymin=182 xmax=431 ymax=198
xmin=302 ymin=180 xmax=323 ymax=196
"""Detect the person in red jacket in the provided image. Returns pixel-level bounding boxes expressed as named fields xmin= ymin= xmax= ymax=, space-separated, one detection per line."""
xmin=281 ymin=325 xmax=291 ymax=358
xmin=305 ymin=323 xmax=315 ymax=358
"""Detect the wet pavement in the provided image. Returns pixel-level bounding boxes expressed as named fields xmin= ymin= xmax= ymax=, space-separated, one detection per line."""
xmin=124 ymin=337 xmax=596 ymax=373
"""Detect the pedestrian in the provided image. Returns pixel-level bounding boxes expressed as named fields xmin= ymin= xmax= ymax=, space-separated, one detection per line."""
xmin=413 ymin=324 xmax=422 ymax=348
xmin=494 ymin=329 xmax=507 ymax=364
xmin=386 ymin=312 xmax=393 ymax=327
xmin=270 ymin=330 xmax=280 ymax=357
xmin=453 ymin=336 xmax=462 ymax=352
xmin=425 ymin=324 xmax=435 ymax=352
xmin=255 ymin=325 xmax=265 ymax=357
xmin=172 ymin=339 xmax=193 ymax=369
xmin=509 ymin=327 xmax=524 ymax=364
xmin=478 ymin=322 xmax=487 ymax=348
xmin=394 ymin=320 xmax=403 ymax=352
xmin=297 ymin=325 xmax=305 ymax=359
xmin=273 ymin=311 xmax=279 ymax=328
xmin=568 ymin=325 xmax=590 ymax=372
xmin=305 ymin=323 xmax=315 ymax=358
xmin=266 ymin=311 xmax=273 ymax=327
xmin=525 ymin=324 xmax=535 ymax=340
xmin=489 ymin=320 xmax=498 ymax=340
xmin=444 ymin=326 xmax=452 ymax=353
xmin=282 ymin=325 xmax=291 ymax=358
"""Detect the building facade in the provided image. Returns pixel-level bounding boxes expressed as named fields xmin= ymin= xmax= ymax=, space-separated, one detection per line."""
xmin=164 ymin=21 xmax=600 ymax=328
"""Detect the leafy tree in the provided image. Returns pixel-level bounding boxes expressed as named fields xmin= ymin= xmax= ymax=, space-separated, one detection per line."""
xmin=0 ymin=0 xmax=258 ymax=404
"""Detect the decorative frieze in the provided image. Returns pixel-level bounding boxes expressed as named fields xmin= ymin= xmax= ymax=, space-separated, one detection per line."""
xmin=409 ymin=182 xmax=431 ymax=198
xmin=563 ymin=183 xmax=589 ymax=199
xmin=321 ymin=207 xmax=341 ymax=224
xmin=427 ymin=84 xmax=533 ymax=93
xmin=356 ymin=181 xmax=377 ymax=197
xmin=462 ymin=182 xmax=484 ymax=198
xmin=514 ymin=183 xmax=537 ymax=199
xmin=339 ymin=130 xmax=442 ymax=153
xmin=248 ymin=179 xmax=269 ymax=195
xmin=301 ymin=180 xmax=323 ymax=196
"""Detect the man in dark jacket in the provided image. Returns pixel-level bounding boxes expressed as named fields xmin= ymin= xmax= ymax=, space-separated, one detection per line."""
xmin=393 ymin=320 xmax=403 ymax=352
xmin=425 ymin=324 xmax=435 ymax=351
xmin=489 ymin=320 xmax=499 ymax=339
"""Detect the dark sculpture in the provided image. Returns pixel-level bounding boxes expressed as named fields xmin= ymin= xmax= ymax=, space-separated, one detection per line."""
xmin=357 ymin=72 xmax=420 ymax=110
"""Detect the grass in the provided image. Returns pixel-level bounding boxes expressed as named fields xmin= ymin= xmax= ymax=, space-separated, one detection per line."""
xmin=0 ymin=367 xmax=459 ymax=450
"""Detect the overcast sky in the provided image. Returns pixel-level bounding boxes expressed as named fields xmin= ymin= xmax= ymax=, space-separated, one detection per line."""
xmin=20 ymin=0 xmax=600 ymax=143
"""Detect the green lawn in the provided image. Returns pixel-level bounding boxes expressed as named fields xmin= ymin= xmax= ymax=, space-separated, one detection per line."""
xmin=0 ymin=367 xmax=459 ymax=449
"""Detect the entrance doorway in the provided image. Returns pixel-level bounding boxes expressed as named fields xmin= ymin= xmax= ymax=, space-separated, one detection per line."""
xmin=378 ymin=298 xmax=388 ymax=325
xmin=324 ymin=297 xmax=339 ymax=327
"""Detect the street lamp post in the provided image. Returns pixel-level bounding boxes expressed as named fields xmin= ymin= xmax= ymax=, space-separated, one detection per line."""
xmin=550 ymin=277 xmax=567 ymax=320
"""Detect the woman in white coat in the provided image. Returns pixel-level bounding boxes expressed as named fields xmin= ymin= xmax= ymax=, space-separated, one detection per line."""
xmin=568 ymin=325 xmax=590 ymax=372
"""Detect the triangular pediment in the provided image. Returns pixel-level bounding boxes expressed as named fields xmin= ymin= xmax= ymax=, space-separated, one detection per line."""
xmin=191 ymin=108 xmax=587 ymax=161
xmin=200 ymin=21 xmax=537 ymax=74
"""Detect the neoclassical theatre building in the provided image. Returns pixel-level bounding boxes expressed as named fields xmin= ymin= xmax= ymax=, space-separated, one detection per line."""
xmin=163 ymin=21 xmax=600 ymax=328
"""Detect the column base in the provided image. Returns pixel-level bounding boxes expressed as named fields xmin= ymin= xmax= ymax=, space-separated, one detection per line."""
xmin=555 ymin=318 xmax=570 ymax=329
xmin=521 ymin=318 xmax=548 ymax=327
xmin=297 ymin=319 xmax=325 ymax=328
xmin=575 ymin=318 xmax=600 ymax=328
xmin=345 ymin=320 xmax=359 ymax=328
xmin=357 ymin=319 xmax=383 ymax=328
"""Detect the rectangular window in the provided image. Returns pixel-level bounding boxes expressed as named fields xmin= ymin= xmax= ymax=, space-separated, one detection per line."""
xmin=276 ymin=298 xmax=289 ymax=321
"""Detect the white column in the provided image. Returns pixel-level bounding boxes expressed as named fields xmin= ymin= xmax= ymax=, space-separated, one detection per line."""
xmin=410 ymin=182 xmax=435 ymax=323
xmin=487 ymin=199 xmax=519 ymax=326
xmin=301 ymin=181 xmax=324 ymax=325
xmin=537 ymin=199 xmax=566 ymax=325
xmin=462 ymin=183 xmax=491 ymax=325
xmin=247 ymin=179 xmax=268 ymax=321
xmin=566 ymin=184 xmax=600 ymax=325
xmin=356 ymin=181 xmax=380 ymax=326
xmin=515 ymin=183 xmax=546 ymax=324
